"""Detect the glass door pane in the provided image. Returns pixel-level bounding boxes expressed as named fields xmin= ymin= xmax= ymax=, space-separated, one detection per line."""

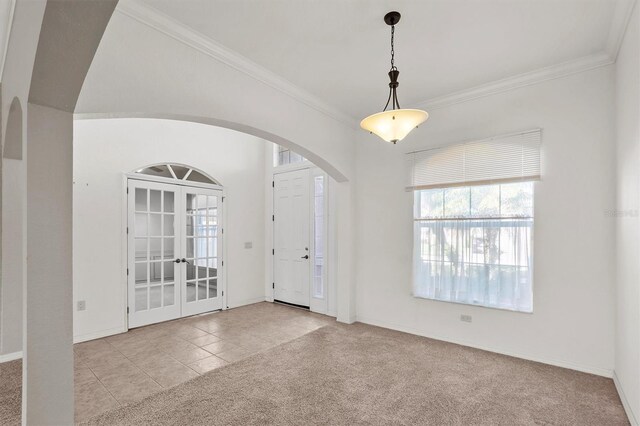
xmin=128 ymin=181 xmax=181 ymax=328
xmin=182 ymin=188 xmax=223 ymax=316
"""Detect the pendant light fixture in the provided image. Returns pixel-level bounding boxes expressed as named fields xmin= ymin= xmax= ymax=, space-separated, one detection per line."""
xmin=360 ymin=11 xmax=428 ymax=144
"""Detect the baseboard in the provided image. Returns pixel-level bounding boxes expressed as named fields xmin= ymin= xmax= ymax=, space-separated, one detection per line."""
xmin=73 ymin=326 xmax=127 ymax=344
xmin=613 ymin=371 xmax=639 ymax=426
xmin=227 ymin=296 xmax=269 ymax=310
xmin=356 ymin=315 xmax=613 ymax=378
xmin=0 ymin=351 xmax=22 ymax=363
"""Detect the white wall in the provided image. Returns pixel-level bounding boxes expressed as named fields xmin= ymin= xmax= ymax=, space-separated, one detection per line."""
xmin=0 ymin=0 xmax=46 ymax=363
xmin=73 ymin=118 xmax=268 ymax=341
xmin=355 ymin=65 xmax=616 ymax=376
xmin=614 ymin=3 xmax=640 ymax=423
xmin=26 ymin=103 xmax=74 ymax=424
xmin=1 ymin=158 xmax=23 ymax=356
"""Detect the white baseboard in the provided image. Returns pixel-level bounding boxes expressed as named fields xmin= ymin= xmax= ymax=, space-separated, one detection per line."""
xmin=73 ymin=326 xmax=127 ymax=344
xmin=0 ymin=351 xmax=22 ymax=363
xmin=227 ymin=296 xmax=269 ymax=310
xmin=356 ymin=314 xmax=613 ymax=378
xmin=613 ymin=371 xmax=639 ymax=426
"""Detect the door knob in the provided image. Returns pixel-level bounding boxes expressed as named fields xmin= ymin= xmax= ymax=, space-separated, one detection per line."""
xmin=301 ymin=255 xmax=309 ymax=259
xmin=174 ymin=258 xmax=181 ymax=264
xmin=181 ymin=258 xmax=191 ymax=264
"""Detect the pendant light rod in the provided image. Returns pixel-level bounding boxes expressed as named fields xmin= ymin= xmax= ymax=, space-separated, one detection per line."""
xmin=360 ymin=10 xmax=429 ymax=144
xmin=383 ymin=12 xmax=401 ymax=112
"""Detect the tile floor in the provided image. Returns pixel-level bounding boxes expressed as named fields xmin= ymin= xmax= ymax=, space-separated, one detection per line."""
xmin=73 ymin=302 xmax=334 ymax=422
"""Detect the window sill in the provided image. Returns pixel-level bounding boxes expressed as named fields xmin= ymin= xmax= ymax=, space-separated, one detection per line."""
xmin=412 ymin=293 xmax=533 ymax=314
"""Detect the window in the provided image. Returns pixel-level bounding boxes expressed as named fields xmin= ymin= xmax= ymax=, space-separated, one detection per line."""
xmin=413 ymin=182 xmax=534 ymax=312
xmin=274 ymin=144 xmax=306 ymax=167
xmin=135 ymin=163 xmax=219 ymax=185
xmin=313 ymin=175 xmax=325 ymax=299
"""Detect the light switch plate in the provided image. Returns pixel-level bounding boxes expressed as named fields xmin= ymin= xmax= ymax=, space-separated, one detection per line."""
xmin=244 ymin=242 xmax=253 ymax=249
xmin=77 ymin=300 xmax=86 ymax=311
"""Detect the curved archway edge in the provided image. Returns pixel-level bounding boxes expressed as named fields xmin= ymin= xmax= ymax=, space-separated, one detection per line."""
xmin=74 ymin=112 xmax=349 ymax=183
xmin=3 ymin=97 xmax=23 ymax=160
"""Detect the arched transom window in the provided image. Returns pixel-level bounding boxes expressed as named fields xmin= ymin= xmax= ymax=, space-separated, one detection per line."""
xmin=134 ymin=163 xmax=219 ymax=185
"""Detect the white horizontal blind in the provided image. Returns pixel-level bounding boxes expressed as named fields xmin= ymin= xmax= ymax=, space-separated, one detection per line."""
xmin=407 ymin=129 xmax=541 ymax=190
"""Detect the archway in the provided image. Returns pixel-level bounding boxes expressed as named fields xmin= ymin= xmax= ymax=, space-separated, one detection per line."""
xmin=0 ymin=96 xmax=23 ymax=358
xmin=3 ymin=97 xmax=22 ymax=160
xmin=74 ymin=113 xmax=349 ymax=183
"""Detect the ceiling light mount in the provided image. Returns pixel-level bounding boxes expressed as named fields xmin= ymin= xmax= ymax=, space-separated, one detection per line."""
xmin=361 ymin=11 xmax=429 ymax=144
xmin=384 ymin=11 xmax=401 ymax=26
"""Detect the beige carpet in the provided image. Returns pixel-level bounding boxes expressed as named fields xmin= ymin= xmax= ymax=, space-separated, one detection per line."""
xmin=81 ymin=323 xmax=629 ymax=425
xmin=0 ymin=359 xmax=21 ymax=426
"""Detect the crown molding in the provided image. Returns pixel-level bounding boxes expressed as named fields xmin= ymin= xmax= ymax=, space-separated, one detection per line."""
xmin=606 ymin=0 xmax=637 ymax=60
xmin=116 ymin=0 xmax=357 ymax=128
xmin=117 ymin=0 xmax=636 ymax=125
xmin=415 ymin=0 xmax=637 ymax=111
xmin=415 ymin=52 xmax=614 ymax=111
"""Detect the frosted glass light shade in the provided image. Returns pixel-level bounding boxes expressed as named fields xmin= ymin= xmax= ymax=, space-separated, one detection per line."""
xmin=360 ymin=109 xmax=429 ymax=144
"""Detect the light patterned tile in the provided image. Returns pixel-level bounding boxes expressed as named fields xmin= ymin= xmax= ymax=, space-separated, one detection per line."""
xmin=164 ymin=346 xmax=213 ymax=364
xmin=189 ymin=334 xmax=221 ymax=347
xmin=75 ymin=378 xmax=120 ymax=422
xmin=99 ymin=371 xmax=162 ymax=405
xmin=216 ymin=347 xmax=252 ymax=363
xmin=201 ymin=340 xmax=240 ymax=355
xmin=188 ymin=356 xmax=228 ymax=374
xmin=140 ymin=358 xmax=199 ymax=388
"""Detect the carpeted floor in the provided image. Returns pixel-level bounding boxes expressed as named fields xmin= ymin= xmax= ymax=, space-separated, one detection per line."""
xmin=82 ymin=323 xmax=629 ymax=425
xmin=0 ymin=359 xmax=21 ymax=426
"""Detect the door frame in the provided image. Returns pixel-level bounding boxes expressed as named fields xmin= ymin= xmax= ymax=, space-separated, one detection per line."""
xmin=121 ymin=173 xmax=227 ymax=330
xmin=271 ymin=166 xmax=329 ymax=314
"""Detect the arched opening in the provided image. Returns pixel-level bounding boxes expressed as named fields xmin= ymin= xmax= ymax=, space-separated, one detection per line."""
xmin=3 ymin=97 xmax=22 ymax=160
xmin=74 ymin=113 xmax=349 ymax=183
xmin=0 ymin=96 xmax=24 ymax=358
xmin=133 ymin=162 xmax=220 ymax=185
xmin=71 ymin=117 xmax=341 ymax=336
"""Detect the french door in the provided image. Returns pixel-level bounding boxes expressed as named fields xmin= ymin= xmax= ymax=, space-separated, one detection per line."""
xmin=181 ymin=186 xmax=223 ymax=317
xmin=128 ymin=180 xmax=223 ymax=328
xmin=273 ymin=169 xmax=311 ymax=307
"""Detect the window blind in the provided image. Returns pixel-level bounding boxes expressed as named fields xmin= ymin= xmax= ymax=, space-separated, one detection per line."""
xmin=406 ymin=129 xmax=541 ymax=190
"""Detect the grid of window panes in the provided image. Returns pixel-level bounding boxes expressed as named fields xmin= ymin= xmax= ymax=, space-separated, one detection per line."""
xmin=274 ymin=145 xmax=306 ymax=167
xmin=313 ymin=176 xmax=324 ymax=298
xmin=413 ymin=182 xmax=534 ymax=312
xmin=185 ymin=194 xmax=219 ymax=303
xmin=134 ymin=188 xmax=176 ymax=312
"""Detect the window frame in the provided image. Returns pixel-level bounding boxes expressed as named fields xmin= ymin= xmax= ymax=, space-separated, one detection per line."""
xmin=412 ymin=181 xmax=535 ymax=313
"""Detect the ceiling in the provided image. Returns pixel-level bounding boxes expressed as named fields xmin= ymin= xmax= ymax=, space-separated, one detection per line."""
xmin=130 ymin=0 xmax=625 ymax=120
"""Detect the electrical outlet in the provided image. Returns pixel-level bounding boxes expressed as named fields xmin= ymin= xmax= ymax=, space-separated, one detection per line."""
xmin=77 ymin=300 xmax=86 ymax=311
xmin=460 ymin=314 xmax=472 ymax=323
xmin=244 ymin=242 xmax=253 ymax=249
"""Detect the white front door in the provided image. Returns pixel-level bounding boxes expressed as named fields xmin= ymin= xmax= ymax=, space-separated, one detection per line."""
xmin=128 ymin=180 xmax=223 ymax=328
xmin=273 ymin=169 xmax=311 ymax=307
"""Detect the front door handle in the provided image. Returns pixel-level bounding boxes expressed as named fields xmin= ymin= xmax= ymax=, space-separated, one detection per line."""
xmin=181 ymin=258 xmax=191 ymax=264
xmin=174 ymin=258 xmax=181 ymax=264
xmin=301 ymin=255 xmax=309 ymax=259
